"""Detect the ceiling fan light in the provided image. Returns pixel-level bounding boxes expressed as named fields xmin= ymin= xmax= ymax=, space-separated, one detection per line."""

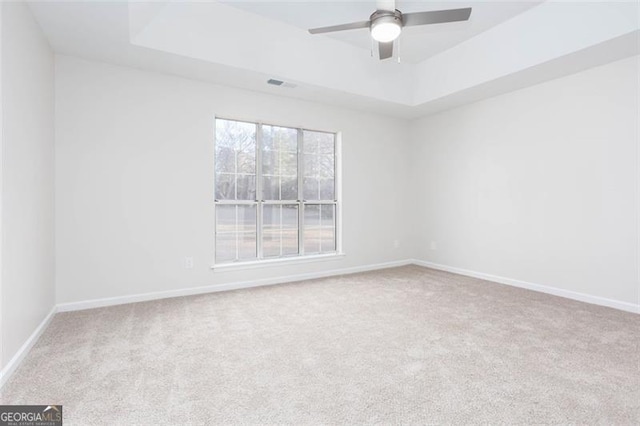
xmin=370 ymin=16 xmax=402 ymax=43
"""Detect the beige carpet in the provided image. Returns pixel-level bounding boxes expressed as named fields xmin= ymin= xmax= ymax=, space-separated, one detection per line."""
xmin=1 ymin=265 xmax=639 ymax=424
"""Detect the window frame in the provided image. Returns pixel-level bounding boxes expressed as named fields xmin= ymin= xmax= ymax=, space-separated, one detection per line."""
xmin=212 ymin=116 xmax=343 ymax=269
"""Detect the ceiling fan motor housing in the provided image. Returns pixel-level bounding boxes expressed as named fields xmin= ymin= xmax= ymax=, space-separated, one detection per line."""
xmin=370 ymin=9 xmax=403 ymax=29
xmin=369 ymin=9 xmax=403 ymax=43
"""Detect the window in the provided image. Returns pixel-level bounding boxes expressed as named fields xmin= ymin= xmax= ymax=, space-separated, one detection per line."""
xmin=214 ymin=118 xmax=340 ymax=265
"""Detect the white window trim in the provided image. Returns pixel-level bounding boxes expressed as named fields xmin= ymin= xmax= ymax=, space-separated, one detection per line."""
xmin=212 ymin=252 xmax=346 ymax=271
xmin=211 ymin=116 xmax=343 ymax=269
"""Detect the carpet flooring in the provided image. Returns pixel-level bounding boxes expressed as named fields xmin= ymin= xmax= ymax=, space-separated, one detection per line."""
xmin=1 ymin=265 xmax=639 ymax=424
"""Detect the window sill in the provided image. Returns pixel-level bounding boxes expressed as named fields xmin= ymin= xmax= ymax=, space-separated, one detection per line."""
xmin=211 ymin=253 xmax=345 ymax=272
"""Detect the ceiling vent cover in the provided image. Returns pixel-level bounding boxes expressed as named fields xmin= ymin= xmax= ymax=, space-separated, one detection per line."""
xmin=267 ymin=79 xmax=297 ymax=88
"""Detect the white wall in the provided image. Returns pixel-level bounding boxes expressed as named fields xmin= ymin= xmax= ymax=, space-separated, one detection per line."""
xmin=55 ymin=54 xmax=639 ymax=311
xmin=1 ymin=2 xmax=55 ymax=368
xmin=410 ymin=55 xmax=639 ymax=307
xmin=0 ymin=0 xmax=3 ymax=372
xmin=55 ymin=56 xmax=412 ymax=304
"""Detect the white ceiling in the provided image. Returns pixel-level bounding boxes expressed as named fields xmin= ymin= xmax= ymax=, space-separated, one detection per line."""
xmin=221 ymin=1 xmax=542 ymax=64
xmin=26 ymin=0 xmax=640 ymax=118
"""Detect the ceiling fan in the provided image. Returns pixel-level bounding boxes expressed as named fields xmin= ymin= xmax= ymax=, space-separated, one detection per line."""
xmin=308 ymin=1 xmax=472 ymax=60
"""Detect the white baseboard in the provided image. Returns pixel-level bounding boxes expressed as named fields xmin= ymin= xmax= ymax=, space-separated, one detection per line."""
xmin=3 ymin=257 xmax=637 ymax=390
xmin=0 ymin=306 xmax=57 ymax=389
xmin=56 ymin=258 xmax=640 ymax=314
xmin=57 ymin=259 xmax=413 ymax=313
xmin=412 ymin=259 xmax=640 ymax=314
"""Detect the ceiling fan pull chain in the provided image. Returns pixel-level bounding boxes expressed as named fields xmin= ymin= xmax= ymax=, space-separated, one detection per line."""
xmin=397 ymin=38 xmax=401 ymax=63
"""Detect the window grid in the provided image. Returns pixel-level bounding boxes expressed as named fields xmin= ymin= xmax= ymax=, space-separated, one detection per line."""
xmin=215 ymin=119 xmax=338 ymax=265
xmin=256 ymin=123 xmax=264 ymax=260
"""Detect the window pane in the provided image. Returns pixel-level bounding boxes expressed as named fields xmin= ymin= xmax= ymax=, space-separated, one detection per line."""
xmin=215 ymin=173 xmax=235 ymax=200
xmin=319 ymin=154 xmax=334 ymax=178
xmin=304 ymin=130 xmax=334 ymax=152
xmin=281 ymin=153 xmax=297 ymax=177
xmin=215 ymin=119 xmax=256 ymax=201
xmin=262 ymin=176 xmax=279 ymax=200
xmin=320 ymin=227 xmax=336 ymax=252
xmin=304 ymin=154 xmax=318 ymax=177
xmin=215 ymin=146 xmax=235 ymax=173
xmin=263 ymin=204 xmax=280 ymax=257
xmin=281 ymin=177 xmax=298 ymax=200
xmin=262 ymin=151 xmax=278 ymax=174
xmin=318 ymin=134 xmax=335 ymax=155
xmin=303 ymin=177 xmax=319 ymax=201
xmin=304 ymin=204 xmax=335 ymax=254
xmin=303 ymin=205 xmax=321 ymax=254
xmin=263 ymin=125 xmax=297 ymax=151
xmin=263 ymin=125 xmax=297 ymax=152
xmin=238 ymin=231 xmax=257 ymax=260
xmin=215 ymin=232 xmax=236 ymax=263
xmin=320 ymin=204 xmax=336 ymax=252
xmin=303 ymin=131 xmax=318 ymax=154
xmin=237 ymin=205 xmax=257 ymax=234
xmin=215 ymin=204 xmax=257 ymax=263
xmin=263 ymin=204 xmax=299 ymax=257
xmin=262 ymin=125 xmax=298 ymax=201
xmin=237 ymin=174 xmax=256 ymax=200
xmin=237 ymin=150 xmax=255 ymax=174
xmin=215 ymin=121 xmax=236 ymax=148
xmin=216 ymin=205 xmax=236 ymax=232
xmin=215 ymin=205 xmax=238 ymax=262
xmin=282 ymin=205 xmax=299 ymax=255
xmin=216 ymin=119 xmax=256 ymax=149
xmin=282 ymin=131 xmax=298 ymax=153
xmin=302 ymin=131 xmax=335 ymax=201
xmin=320 ymin=178 xmax=335 ymax=201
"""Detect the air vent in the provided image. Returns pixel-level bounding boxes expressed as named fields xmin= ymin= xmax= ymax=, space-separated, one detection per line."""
xmin=267 ymin=79 xmax=297 ymax=89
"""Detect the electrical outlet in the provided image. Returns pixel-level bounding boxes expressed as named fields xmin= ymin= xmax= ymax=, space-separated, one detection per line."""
xmin=184 ymin=257 xmax=194 ymax=269
xmin=393 ymin=239 xmax=400 ymax=249
xmin=430 ymin=241 xmax=437 ymax=250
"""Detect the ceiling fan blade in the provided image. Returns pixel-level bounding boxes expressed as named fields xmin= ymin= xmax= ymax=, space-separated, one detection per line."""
xmin=376 ymin=0 xmax=396 ymax=12
xmin=403 ymin=7 xmax=472 ymax=27
xmin=378 ymin=41 xmax=393 ymax=60
xmin=308 ymin=20 xmax=370 ymax=35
